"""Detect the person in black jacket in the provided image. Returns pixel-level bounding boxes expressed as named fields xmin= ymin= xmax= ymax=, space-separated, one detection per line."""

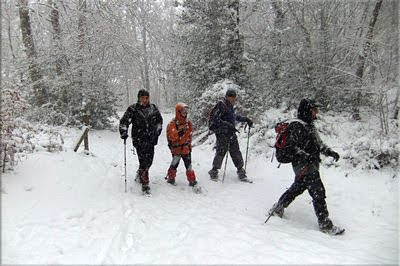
xmin=119 ymin=89 xmax=163 ymax=194
xmin=208 ymin=89 xmax=253 ymax=182
xmin=269 ymin=98 xmax=343 ymax=234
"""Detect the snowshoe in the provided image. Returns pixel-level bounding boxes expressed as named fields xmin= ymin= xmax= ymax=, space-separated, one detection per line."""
xmin=141 ymin=185 xmax=152 ymax=197
xmin=320 ymin=225 xmax=345 ymax=235
xmin=239 ymin=177 xmax=253 ymax=183
xmin=189 ymin=181 xmax=202 ymax=194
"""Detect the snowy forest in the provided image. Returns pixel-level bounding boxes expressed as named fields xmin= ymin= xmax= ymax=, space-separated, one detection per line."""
xmin=1 ymin=0 xmax=399 ymax=170
xmin=1 ymin=0 xmax=399 ymax=169
xmin=1 ymin=0 xmax=399 ymax=264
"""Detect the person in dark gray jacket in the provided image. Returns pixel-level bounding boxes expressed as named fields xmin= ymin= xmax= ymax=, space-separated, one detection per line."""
xmin=269 ymin=98 xmax=344 ymax=235
xmin=208 ymin=89 xmax=253 ymax=182
xmin=119 ymin=89 xmax=163 ymax=194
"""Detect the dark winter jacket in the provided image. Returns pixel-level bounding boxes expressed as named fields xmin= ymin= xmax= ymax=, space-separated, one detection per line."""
xmin=287 ymin=99 xmax=333 ymax=175
xmin=119 ymin=103 xmax=163 ymax=147
xmin=210 ymin=98 xmax=248 ymax=135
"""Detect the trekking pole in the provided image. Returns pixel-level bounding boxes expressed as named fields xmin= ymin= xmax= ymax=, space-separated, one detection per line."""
xmin=244 ymin=127 xmax=250 ymax=171
xmin=124 ymin=139 xmax=127 ymax=193
xmin=222 ymin=143 xmax=230 ymax=183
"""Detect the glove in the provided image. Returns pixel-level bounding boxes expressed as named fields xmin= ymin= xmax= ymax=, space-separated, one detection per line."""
xmin=156 ymin=128 xmax=162 ymax=136
xmin=327 ymin=150 xmax=340 ymax=162
xmin=178 ymin=129 xmax=185 ymax=137
xmin=120 ymin=132 xmax=128 ymax=140
xmin=245 ymin=117 xmax=253 ymax=128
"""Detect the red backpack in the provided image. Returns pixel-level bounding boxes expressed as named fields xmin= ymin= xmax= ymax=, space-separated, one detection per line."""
xmin=274 ymin=119 xmax=305 ymax=163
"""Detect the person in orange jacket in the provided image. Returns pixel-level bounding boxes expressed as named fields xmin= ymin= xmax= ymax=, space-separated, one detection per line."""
xmin=166 ymin=103 xmax=200 ymax=192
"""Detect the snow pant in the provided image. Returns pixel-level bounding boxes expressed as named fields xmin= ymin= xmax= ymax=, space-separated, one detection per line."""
xmin=212 ymin=133 xmax=244 ymax=170
xmin=277 ymin=171 xmax=332 ymax=227
xmin=167 ymin=153 xmax=196 ymax=183
xmin=135 ymin=144 xmax=155 ymax=186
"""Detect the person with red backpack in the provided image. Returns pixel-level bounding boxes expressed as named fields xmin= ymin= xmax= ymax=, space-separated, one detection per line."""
xmin=208 ymin=89 xmax=253 ymax=182
xmin=268 ymin=98 xmax=344 ymax=235
xmin=165 ymin=103 xmax=201 ymax=193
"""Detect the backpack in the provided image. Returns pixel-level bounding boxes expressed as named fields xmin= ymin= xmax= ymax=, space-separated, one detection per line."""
xmin=208 ymin=100 xmax=227 ymax=132
xmin=274 ymin=118 xmax=305 ymax=163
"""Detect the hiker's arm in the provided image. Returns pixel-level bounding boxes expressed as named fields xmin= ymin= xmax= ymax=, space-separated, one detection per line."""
xmin=119 ymin=106 xmax=134 ymax=139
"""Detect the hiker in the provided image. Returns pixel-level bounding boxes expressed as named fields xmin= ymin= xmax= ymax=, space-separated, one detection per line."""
xmin=165 ymin=103 xmax=201 ymax=193
xmin=269 ymin=98 xmax=343 ymax=235
xmin=119 ymin=89 xmax=163 ymax=195
xmin=208 ymin=88 xmax=253 ymax=182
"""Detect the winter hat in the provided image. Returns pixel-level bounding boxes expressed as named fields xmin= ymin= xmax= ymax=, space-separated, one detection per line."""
xmin=137 ymin=89 xmax=149 ymax=101
xmin=225 ymin=89 xmax=237 ymax=97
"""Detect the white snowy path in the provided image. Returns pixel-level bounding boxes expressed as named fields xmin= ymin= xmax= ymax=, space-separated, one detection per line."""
xmin=2 ymin=112 xmax=398 ymax=264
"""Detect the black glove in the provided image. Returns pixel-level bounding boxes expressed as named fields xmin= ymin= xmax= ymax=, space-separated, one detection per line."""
xmin=327 ymin=150 xmax=340 ymax=162
xmin=120 ymin=132 xmax=128 ymax=140
xmin=156 ymin=128 xmax=162 ymax=136
xmin=178 ymin=129 xmax=185 ymax=137
xmin=245 ymin=117 xmax=253 ymax=128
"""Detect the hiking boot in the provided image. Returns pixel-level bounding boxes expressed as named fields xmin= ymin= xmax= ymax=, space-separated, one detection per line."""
xmin=189 ymin=180 xmax=198 ymax=187
xmin=319 ymin=225 xmax=345 ymax=235
xmin=141 ymin=184 xmax=151 ymax=194
xmin=166 ymin=168 xmax=177 ymax=185
xmin=318 ymin=218 xmax=333 ymax=231
xmin=237 ymin=168 xmax=247 ymax=181
xmin=208 ymin=168 xmax=219 ymax=181
xmin=269 ymin=202 xmax=284 ymax=218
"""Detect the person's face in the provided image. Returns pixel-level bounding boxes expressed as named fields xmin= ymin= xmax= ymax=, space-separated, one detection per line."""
xmin=227 ymin=96 xmax=236 ymax=105
xmin=180 ymin=106 xmax=189 ymax=117
xmin=311 ymin=107 xmax=319 ymax=119
xmin=140 ymin=96 xmax=149 ymax=106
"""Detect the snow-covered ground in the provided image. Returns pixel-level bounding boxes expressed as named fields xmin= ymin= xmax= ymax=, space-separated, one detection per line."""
xmin=2 ymin=112 xmax=398 ymax=264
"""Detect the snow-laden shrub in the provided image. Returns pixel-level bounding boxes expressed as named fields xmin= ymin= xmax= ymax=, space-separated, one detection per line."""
xmin=342 ymin=122 xmax=400 ymax=170
xmin=0 ymin=86 xmax=34 ymax=171
xmin=249 ymin=106 xmax=399 ymax=170
xmin=190 ymin=79 xmax=252 ymax=134
xmin=0 ymin=84 xmax=66 ymax=172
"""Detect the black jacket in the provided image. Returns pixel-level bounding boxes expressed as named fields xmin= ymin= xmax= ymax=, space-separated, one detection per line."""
xmin=287 ymin=99 xmax=332 ymax=172
xmin=119 ymin=103 xmax=163 ymax=146
xmin=211 ymin=98 xmax=247 ymax=135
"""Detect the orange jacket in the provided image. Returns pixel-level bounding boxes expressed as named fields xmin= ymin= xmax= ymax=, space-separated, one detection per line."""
xmin=167 ymin=103 xmax=193 ymax=155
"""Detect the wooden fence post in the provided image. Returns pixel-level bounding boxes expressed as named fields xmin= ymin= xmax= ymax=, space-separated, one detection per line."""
xmin=74 ymin=126 xmax=89 ymax=152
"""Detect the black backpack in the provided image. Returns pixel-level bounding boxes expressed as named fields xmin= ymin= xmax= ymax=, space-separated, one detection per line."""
xmin=274 ymin=118 xmax=305 ymax=163
xmin=208 ymin=100 xmax=227 ymax=132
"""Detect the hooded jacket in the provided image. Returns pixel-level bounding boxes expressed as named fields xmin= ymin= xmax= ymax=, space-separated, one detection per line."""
xmin=167 ymin=103 xmax=193 ymax=155
xmin=287 ymin=99 xmax=333 ymax=174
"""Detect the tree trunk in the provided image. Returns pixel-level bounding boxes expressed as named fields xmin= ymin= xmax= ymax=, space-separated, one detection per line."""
xmin=271 ymin=0 xmax=284 ymax=84
xmin=352 ymin=0 xmax=383 ymax=119
xmin=18 ymin=0 xmax=46 ymax=106
xmin=141 ymin=27 xmax=150 ymax=92
xmin=77 ymin=0 xmax=87 ymax=89
xmin=49 ymin=0 xmax=63 ymax=76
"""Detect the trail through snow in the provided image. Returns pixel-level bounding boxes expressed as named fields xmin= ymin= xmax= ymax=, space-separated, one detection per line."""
xmin=2 ymin=112 xmax=398 ymax=264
